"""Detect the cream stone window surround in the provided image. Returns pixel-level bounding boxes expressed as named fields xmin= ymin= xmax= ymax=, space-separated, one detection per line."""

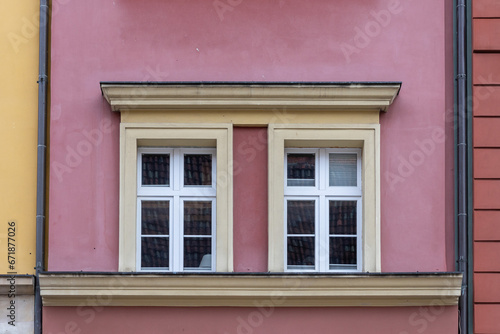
xmin=101 ymin=81 xmax=401 ymax=274
xmin=120 ymin=123 xmax=233 ymax=272
xmin=269 ymin=124 xmax=381 ymax=272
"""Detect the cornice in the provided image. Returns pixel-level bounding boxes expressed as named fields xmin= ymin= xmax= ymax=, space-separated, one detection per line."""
xmin=0 ymin=275 xmax=34 ymax=295
xmin=40 ymin=273 xmax=461 ymax=307
xmin=100 ymin=82 xmax=401 ymax=113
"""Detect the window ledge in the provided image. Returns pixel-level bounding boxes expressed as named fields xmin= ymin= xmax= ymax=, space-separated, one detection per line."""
xmin=100 ymin=82 xmax=401 ymax=113
xmin=40 ymin=272 xmax=461 ymax=307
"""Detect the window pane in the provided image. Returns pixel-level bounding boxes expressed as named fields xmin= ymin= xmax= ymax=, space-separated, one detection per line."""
xmin=184 ymin=237 xmax=211 ymax=269
xmin=287 ymin=153 xmax=315 ymax=186
xmin=184 ymin=154 xmax=212 ymax=186
xmin=329 ymin=153 xmax=357 ymax=187
xmin=287 ymin=237 xmax=315 ymax=268
xmin=329 ymin=201 xmax=357 ymax=235
xmin=184 ymin=201 xmax=212 ymax=235
xmin=287 ymin=200 xmax=315 ymax=234
xmin=141 ymin=201 xmax=169 ymax=235
xmin=329 ymin=237 xmax=356 ymax=270
xmin=141 ymin=237 xmax=169 ymax=269
xmin=142 ymin=154 xmax=170 ymax=186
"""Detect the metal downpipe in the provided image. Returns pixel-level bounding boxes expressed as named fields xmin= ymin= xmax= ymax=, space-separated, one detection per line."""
xmin=456 ymin=0 xmax=469 ymax=332
xmin=35 ymin=0 xmax=49 ymax=333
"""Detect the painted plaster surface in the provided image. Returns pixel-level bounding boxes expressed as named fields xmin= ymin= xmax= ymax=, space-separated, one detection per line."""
xmin=43 ymin=306 xmax=457 ymax=334
xmin=49 ymin=0 xmax=453 ymax=272
xmin=233 ymin=128 xmax=268 ymax=271
xmin=0 ymin=1 xmax=38 ymax=275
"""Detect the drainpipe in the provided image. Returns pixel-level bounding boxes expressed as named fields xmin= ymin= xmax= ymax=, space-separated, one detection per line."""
xmin=455 ymin=0 xmax=469 ymax=332
xmin=35 ymin=0 xmax=49 ymax=333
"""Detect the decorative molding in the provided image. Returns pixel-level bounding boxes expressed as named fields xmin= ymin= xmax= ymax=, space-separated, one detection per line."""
xmin=40 ymin=273 xmax=461 ymax=307
xmin=119 ymin=124 xmax=233 ymax=272
xmin=0 ymin=276 xmax=34 ymax=295
xmin=100 ymin=82 xmax=401 ymax=113
xmin=268 ymin=125 xmax=380 ymax=272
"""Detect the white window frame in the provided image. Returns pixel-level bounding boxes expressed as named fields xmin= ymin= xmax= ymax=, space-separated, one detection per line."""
xmin=284 ymin=148 xmax=362 ymax=272
xmin=136 ymin=147 xmax=217 ymax=272
xmin=119 ymin=124 xmax=233 ymax=273
xmin=268 ymin=124 xmax=381 ymax=273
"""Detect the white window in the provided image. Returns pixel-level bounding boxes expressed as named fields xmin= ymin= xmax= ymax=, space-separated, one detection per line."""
xmin=284 ymin=148 xmax=362 ymax=272
xmin=137 ymin=147 xmax=216 ymax=272
xmin=118 ymin=124 xmax=232 ymax=273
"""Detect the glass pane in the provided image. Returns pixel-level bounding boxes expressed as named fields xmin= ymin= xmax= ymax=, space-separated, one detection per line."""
xmin=141 ymin=237 xmax=169 ymax=269
xmin=329 ymin=201 xmax=357 ymax=235
xmin=287 ymin=153 xmax=315 ymax=186
xmin=329 ymin=153 xmax=357 ymax=187
xmin=142 ymin=154 xmax=170 ymax=186
xmin=141 ymin=201 xmax=169 ymax=235
xmin=329 ymin=237 xmax=356 ymax=269
xmin=184 ymin=201 xmax=212 ymax=235
xmin=184 ymin=154 xmax=212 ymax=186
xmin=287 ymin=200 xmax=315 ymax=234
xmin=287 ymin=237 xmax=315 ymax=268
xmin=184 ymin=237 xmax=212 ymax=269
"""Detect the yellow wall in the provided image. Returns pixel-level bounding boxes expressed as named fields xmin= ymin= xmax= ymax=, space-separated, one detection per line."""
xmin=0 ymin=1 xmax=39 ymax=275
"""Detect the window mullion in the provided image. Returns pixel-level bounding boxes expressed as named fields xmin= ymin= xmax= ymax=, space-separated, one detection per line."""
xmin=317 ymin=149 xmax=323 ymax=191
xmin=357 ymin=199 xmax=362 ymax=271
xmin=317 ymin=196 xmax=325 ymax=272
xmin=173 ymin=149 xmax=182 ymax=272
xmin=174 ymin=148 xmax=181 ymax=192
xmin=170 ymin=196 xmax=180 ymax=271
xmin=318 ymin=149 xmax=327 ymax=272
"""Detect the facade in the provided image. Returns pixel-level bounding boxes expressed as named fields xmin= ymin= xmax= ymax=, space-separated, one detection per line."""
xmin=472 ymin=0 xmax=500 ymax=333
xmin=0 ymin=1 xmax=40 ymax=333
xmin=37 ymin=0 xmax=469 ymax=333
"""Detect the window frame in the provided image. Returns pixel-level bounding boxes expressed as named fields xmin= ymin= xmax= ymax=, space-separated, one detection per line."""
xmin=136 ymin=147 xmax=217 ymax=272
xmin=119 ymin=123 xmax=233 ymax=272
xmin=268 ymin=124 xmax=381 ymax=273
xmin=284 ymin=147 xmax=362 ymax=272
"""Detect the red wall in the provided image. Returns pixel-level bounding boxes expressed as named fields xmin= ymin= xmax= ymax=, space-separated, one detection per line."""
xmin=233 ymin=128 xmax=268 ymax=272
xmin=48 ymin=0 xmax=454 ymax=272
xmin=43 ymin=306 xmax=457 ymax=334
xmin=472 ymin=1 xmax=500 ymax=332
xmin=45 ymin=0 xmax=458 ymax=332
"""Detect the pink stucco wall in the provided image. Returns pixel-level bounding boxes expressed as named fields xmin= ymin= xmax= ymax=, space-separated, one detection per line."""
xmin=43 ymin=306 xmax=457 ymax=334
xmin=49 ymin=0 xmax=454 ymax=272
xmin=233 ymin=128 xmax=268 ymax=272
